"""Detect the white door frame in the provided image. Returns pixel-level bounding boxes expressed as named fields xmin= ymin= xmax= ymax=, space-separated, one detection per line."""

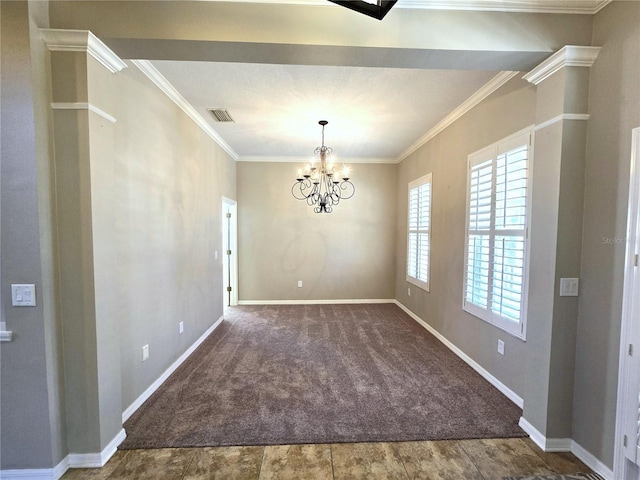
xmin=614 ymin=127 xmax=640 ymax=480
xmin=222 ymin=197 xmax=238 ymax=307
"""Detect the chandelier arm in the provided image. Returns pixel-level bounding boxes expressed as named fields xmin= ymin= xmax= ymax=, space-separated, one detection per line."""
xmin=339 ymin=180 xmax=355 ymax=200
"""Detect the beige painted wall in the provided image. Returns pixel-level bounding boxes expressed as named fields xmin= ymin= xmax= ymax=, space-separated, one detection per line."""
xmin=395 ymin=76 xmax=537 ymax=400
xmin=238 ymin=162 xmax=396 ymax=301
xmin=0 ymin=0 xmax=67 ymax=469
xmin=2 ymin=0 xmax=638 ymax=472
xmin=574 ymin=0 xmax=640 ymax=467
xmin=48 ymin=1 xmax=592 ymax=68
xmin=91 ymin=62 xmax=238 ymax=412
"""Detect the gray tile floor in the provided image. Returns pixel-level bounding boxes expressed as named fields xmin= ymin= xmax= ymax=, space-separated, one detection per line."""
xmin=62 ymin=437 xmax=593 ymax=479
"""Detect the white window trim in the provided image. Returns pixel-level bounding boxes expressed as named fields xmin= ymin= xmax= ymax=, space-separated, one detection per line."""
xmin=462 ymin=126 xmax=534 ymax=340
xmin=407 ymin=173 xmax=432 ymax=292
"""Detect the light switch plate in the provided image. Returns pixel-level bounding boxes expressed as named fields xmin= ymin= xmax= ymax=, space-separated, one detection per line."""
xmin=11 ymin=284 xmax=36 ymax=306
xmin=560 ymin=278 xmax=579 ymax=297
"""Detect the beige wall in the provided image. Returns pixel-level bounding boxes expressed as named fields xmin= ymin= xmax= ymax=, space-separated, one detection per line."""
xmin=90 ymin=61 xmax=238 ymax=414
xmin=0 ymin=0 xmax=66 ymax=469
xmin=50 ymin=48 xmax=237 ymax=454
xmin=2 ymin=0 xmax=639 ymax=473
xmin=395 ymin=76 xmax=536 ymax=399
xmin=574 ymin=0 xmax=640 ymax=466
xmin=238 ymin=162 xmax=396 ymax=301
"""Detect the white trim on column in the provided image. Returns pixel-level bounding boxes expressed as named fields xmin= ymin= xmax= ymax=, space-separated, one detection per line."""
xmin=40 ymin=29 xmax=127 ymax=74
xmin=518 ymin=417 xmax=614 ymax=479
xmin=67 ymin=429 xmax=126 ymax=468
xmin=534 ymin=113 xmax=590 ymax=131
xmin=131 ymin=60 xmax=239 ymax=161
xmin=51 ymin=102 xmax=117 ymax=123
xmin=397 ymin=71 xmax=519 ymax=162
xmin=122 ymin=316 xmax=225 ymax=422
xmin=572 ymin=441 xmax=615 ymax=480
xmin=523 ymin=45 xmax=601 ymax=85
xmin=0 ymin=428 xmax=126 ymax=479
xmin=518 ymin=417 xmax=572 ymax=451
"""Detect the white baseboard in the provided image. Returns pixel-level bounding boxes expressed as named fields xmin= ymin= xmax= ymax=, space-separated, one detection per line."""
xmin=519 ymin=417 xmax=614 ymax=480
xmin=518 ymin=417 xmax=571 ymax=451
xmin=518 ymin=416 xmax=547 ymax=450
xmin=122 ymin=316 xmax=224 ymax=422
xmin=68 ymin=428 xmax=126 ymax=468
xmin=238 ymin=299 xmax=395 ymax=305
xmin=0 ymin=428 xmax=126 ymax=479
xmin=571 ymin=440 xmax=614 ymax=480
xmin=0 ymin=465 xmax=65 ymax=480
xmin=394 ymin=300 xmax=524 ymax=408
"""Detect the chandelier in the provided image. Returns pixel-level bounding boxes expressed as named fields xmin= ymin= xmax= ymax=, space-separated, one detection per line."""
xmin=291 ymin=120 xmax=355 ymax=213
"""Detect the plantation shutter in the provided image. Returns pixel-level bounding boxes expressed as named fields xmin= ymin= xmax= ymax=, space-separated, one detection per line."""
xmin=492 ymin=142 xmax=528 ymax=323
xmin=407 ymin=173 xmax=432 ymax=291
xmin=465 ymin=154 xmax=493 ymax=310
xmin=464 ymin=130 xmax=531 ymax=338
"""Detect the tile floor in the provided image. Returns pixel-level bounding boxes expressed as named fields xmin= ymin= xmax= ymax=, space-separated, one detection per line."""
xmin=61 ymin=437 xmax=593 ymax=479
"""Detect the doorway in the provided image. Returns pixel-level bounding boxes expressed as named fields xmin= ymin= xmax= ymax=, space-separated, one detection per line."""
xmin=222 ymin=197 xmax=238 ymax=309
xmin=615 ymin=127 xmax=640 ymax=480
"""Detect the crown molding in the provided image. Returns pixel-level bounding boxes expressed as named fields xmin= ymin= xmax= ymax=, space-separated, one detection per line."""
xmin=523 ymin=45 xmax=601 ymax=85
xmin=237 ymin=156 xmax=397 ymax=164
xmin=131 ymin=60 xmax=239 ymax=161
xmin=40 ymin=29 xmax=127 ymax=74
xmin=205 ymin=0 xmax=611 ymax=14
xmin=398 ymin=0 xmax=611 ymax=14
xmin=396 ymin=70 xmax=519 ymax=162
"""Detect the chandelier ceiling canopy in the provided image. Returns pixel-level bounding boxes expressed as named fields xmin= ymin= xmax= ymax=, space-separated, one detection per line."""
xmin=291 ymin=121 xmax=355 ymax=214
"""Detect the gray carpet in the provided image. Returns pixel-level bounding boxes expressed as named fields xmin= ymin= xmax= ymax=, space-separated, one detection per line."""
xmin=121 ymin=303 xmax=526 ymax=449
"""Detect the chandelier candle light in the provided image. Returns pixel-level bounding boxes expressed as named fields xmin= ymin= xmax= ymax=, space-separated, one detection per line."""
xmin=292 ymin=120 xmax=355 ymax=213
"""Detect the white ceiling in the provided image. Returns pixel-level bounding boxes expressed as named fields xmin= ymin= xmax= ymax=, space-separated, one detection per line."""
xmin=151 ymin=61 xmax=498 ymax=162
xmin=144 ymin=0 xmax=608 ymax=164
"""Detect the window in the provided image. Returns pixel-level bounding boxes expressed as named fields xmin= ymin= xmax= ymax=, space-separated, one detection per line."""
xmin=407 ymin=173 xmax=432 ymax=292
xmin=463 ymin=130 xmax=532 ymax=339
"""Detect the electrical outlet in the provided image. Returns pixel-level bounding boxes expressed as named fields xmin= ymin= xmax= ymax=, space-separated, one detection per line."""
xmin=179 ymin=321 xmax=184 ymax=334
xmin=214 ymin=250 xmax=218 ymax=260
xmin=497 ymin=339 xmax=505 ymax=355
xmin=142 ymin=344 xmax=149 ymax=361
xmin=408 ymin=287 xmax=411 ymax=296
xmin=298 ymin=280 xmax=303 ymax=288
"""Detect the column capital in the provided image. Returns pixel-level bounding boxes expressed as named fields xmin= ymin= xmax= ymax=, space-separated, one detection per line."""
xmin=523 ymin=45 xmax=600 ymax=85
xmin=40 ymin=29 xmax=127 ymax=74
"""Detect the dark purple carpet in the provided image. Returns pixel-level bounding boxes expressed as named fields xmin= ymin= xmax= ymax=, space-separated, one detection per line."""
xmin=120 ymin=303 xmax=525 ymax=449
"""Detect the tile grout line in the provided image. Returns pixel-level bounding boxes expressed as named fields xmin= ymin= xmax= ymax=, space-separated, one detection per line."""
xmin=391 ymin=443 xmax=411 ymax=480
xmin=179 ymin=449 xmax=197 ymax=480
xmin=257 ymin=445 xmax=267 ymax=480
xmin=458 ymin=441 xmax=489 ymax=480
xmin=329 ymin=444 xmax=336 ymax=480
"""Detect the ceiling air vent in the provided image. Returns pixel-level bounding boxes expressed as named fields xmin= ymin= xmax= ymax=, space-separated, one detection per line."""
xmin=208 ymin=108 xmax=235 ymax=123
